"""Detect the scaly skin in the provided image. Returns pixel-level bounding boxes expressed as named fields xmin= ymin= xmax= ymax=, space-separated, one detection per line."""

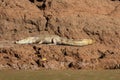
xmin=15 ymin=34 xmax=95 ymax=46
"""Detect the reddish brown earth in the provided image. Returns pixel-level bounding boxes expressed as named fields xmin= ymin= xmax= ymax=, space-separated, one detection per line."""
xmin=0 ymin=0 xmax=120 ymax=70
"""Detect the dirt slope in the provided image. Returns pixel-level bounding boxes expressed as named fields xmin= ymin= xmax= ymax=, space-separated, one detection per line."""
xmin=0 ymin=0 xmax=120 ymax=70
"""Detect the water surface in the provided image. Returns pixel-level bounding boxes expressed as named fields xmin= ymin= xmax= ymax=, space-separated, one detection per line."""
xmin=0 ymin=70 xmax=119 ymax=80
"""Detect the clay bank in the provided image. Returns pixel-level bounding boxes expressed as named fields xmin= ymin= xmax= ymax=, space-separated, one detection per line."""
xmin=0 ymin=0 xmax=120 ymax=70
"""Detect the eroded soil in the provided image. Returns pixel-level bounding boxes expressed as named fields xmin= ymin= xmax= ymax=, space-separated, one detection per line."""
xmin=0 ymin=0 xmax=120 ymax=70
